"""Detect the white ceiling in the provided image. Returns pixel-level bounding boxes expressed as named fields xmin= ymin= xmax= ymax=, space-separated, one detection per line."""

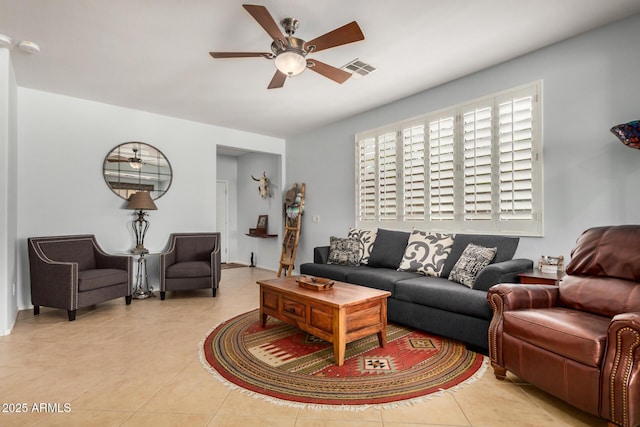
xmin=2 ymin=0 xmax=640 ymax=139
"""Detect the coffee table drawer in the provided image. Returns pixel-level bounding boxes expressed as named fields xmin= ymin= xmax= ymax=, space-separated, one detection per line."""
xmin=282 ymin=298 xmax=306 ymax=320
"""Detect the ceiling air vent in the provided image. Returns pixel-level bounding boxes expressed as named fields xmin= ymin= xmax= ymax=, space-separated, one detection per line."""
xmin=341 ymin=59 xmax=376 ymax=80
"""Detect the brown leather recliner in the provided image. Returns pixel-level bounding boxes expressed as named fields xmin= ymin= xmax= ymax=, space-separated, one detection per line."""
xmin=487 ymin=225 xmax=640 ymax=427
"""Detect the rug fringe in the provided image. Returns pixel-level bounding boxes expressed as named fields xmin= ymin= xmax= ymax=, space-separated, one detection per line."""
xmin=198 ymin=322 xmax=489 ymax=412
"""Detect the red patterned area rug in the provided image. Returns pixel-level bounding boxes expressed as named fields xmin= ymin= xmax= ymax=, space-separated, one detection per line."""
xmin=199 ymin=309 xmax=487 ymax=410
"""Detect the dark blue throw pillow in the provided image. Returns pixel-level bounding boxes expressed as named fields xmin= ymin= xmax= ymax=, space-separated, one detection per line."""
xmin=367 ymin=229 xmax=410 ymax=269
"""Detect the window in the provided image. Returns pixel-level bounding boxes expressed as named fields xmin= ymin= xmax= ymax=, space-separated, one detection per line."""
xmin=355 ymin=81 xmax=542 ymax=236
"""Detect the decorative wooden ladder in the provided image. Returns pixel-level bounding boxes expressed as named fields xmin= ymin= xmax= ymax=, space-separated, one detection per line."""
xmin=278 ymin=183 xmax=305 ymax=277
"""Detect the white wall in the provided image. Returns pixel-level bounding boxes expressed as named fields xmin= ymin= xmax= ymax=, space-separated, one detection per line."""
xmin=16 ymin=88 xmax=285 ymax=310
xmin=286 ymin=14 xmax=640 ymax=267
xmin=0 ymin=48 xmax=18 ymax=335
xmin=237 ymin=152 xmax=283 ymax=270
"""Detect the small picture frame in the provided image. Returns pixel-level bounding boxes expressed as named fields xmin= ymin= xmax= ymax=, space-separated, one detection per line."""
xmin=538 ymin=255 xmax=564 ymax=273
xmin=256 ymin=215 xmax=268 ymax=234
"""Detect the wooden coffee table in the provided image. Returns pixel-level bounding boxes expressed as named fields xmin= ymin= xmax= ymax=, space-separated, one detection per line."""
xmin=257 ymin=277 xmax=391 ymax=366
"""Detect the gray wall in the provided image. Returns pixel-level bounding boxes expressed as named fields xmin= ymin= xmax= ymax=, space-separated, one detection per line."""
xmin=217 ymin=152 xmax=283 ymax=267
xmin=15 ymin=88 xmax=285 ymax=314
xmin=237 ymin=152 xmax=282 ymax=270
xmin=286 ymin=14 xmax=640 ymax=268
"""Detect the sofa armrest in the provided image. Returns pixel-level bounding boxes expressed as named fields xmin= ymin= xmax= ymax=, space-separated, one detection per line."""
xmin=313 ymin=246 xmax=330 ymax=264
xmin=601 ymin=312 xmax=640 ymax=427
xmin=487 ymin=283 xmax=559 ymax=369
xmin=473 ymin=258 xmax=534 ymax=291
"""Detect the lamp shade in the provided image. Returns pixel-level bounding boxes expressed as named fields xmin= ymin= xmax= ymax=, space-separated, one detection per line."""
xmin=126 ymin=191 xmax=157 ymax=210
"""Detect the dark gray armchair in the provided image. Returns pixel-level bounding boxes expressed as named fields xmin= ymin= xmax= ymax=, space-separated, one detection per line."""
xmin=159 ymin=232 xmax=221 ymax=300
xmin=28 ymin=235 xmax=132 ymax=321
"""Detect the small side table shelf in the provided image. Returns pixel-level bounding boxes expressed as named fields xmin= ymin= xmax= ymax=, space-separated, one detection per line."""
xmin=122 ymin=251 xmax=159 ymax=299
xmin=518 ymin=269 xmax=564 ymax=286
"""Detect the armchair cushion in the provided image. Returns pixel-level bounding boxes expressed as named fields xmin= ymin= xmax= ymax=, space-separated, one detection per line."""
xmin=42 ymin=239 xmax=96 ymax=271
xmin=166 ymin=261 xmax=211 ymax=278
xmin=176 ymin=237 xmax=216 ymax=262
xmin=78 ymin=268 xmax=129 ymax=292
xmin=559 ymin=275 xmax=640 ymax=318
xmin=504 ymin=308 xmax=609 ymax=367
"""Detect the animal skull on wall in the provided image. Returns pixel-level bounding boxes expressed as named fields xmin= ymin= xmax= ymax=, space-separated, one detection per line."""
xmin=251 ymin=172 xmax=271 ymax=198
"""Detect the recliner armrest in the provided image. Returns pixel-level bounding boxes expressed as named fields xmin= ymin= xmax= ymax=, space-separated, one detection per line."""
xmin=313 ymin=246 xmax=330 ymax=264
xmin=487 ymin=283 xmax=559 ymax=369
xmin=487 ymin=283 xmax=560 ymax=312
xmin=601 ymin=312 xmax=640 ymax=427
xmin=473 ymin=258 xmax=534 ymax=291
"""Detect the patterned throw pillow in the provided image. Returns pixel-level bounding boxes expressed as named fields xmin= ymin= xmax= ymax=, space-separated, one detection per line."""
xmin=448 ymin=243 xmax=497 ymax=287
xmin=327 ymin=236 xmax=361 ymax=266
xmin=347 ymin=228 xmax=377 ymax=265
xmin=398 ymin=229 xmax=455 ymax=276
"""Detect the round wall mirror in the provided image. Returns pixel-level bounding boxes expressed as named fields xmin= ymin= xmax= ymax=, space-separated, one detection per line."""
xmin=103 ymin=142 xmax=172 ymax=200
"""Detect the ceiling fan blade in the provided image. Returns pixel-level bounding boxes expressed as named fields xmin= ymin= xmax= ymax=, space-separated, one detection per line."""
xmin=209 ymin=52 xmax=271 ymax=59
xmin=243 ymin=4 xmax=287 ymax=44
xmin=268 ymin=70 xmax=287 ymax=89
xmin=306 ymin=60 xmax=352 ymax=84
xmin=304 ymin=21 xmax=364 ymax=53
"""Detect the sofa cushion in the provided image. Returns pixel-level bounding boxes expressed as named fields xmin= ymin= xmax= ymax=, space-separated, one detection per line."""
xmin=441 ymin=234 xmax=518 ymax=278
xmin=299 ymin=263 xmax=363 ymax=282
xmin=367 ymin=229 xmax=410 ymax=269
xmin=398 ymin=229 xmax=455 ymax=276
xmin=327 ymin=236 xmax=361 ymax=266
xmin=395 ymin=277 xmax=493 ymax=320
xmin=348 ymin=228 xmax=377 ymax=265
xmin=346 ymin=268 xmax=421 ymax=297
xmin=448 ymin=244 xmax=497 ymax=287
xmin=78 ymin=268 xmax=128 ymax=292
xmin=166 ymin=261 xmax=211 ymax=278
xmin=503 ymin=307 xmax=610 ymax=367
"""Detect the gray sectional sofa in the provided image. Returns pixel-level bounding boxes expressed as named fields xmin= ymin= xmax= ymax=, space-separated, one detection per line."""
xmin=300 ymin=229 xmax=533 ymax=353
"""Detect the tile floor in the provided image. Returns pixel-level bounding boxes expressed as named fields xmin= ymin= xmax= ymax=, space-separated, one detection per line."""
xmin=0 ymin=267 xmax=607 ymax=426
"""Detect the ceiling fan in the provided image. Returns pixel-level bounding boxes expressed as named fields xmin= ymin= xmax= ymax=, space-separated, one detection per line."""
xmin=209 ymin=4 xmax=365 ymax=89
xmin=107 ymin=148 xmax=143 ymax=170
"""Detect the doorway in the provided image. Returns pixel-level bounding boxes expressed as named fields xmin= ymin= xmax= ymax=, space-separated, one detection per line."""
xmin=216 ymin=180 xmax=229 ymax=263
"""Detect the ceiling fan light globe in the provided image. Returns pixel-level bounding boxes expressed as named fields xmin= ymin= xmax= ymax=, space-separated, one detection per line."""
xmin=274 ymin=51 xmax=307 ymax=76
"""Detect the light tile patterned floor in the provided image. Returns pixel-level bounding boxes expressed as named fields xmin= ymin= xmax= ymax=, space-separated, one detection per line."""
xmin=0 ymin=267 xmax=606 ymax=426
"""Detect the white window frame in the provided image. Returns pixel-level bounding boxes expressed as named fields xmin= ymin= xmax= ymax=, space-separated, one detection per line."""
xmin=355 ymin=81 xmax=543 ymax=236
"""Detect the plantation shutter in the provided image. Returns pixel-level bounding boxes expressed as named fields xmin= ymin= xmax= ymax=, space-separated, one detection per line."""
xmin=355 ymin=81 xmax=541 ymax=235
xmin=378 ymin=132 xmax=398 ymax=220
xmin=428 ymin=116 xmax=455 ymax=221
xmin=499 ymin=94 xmax=534 ymax=220
xmin=357 ymin=137 xmax=377 ymax=222
xmin=402 ymin=124 xmax=426 ymax=221
xmin=463 ymin=106 xmax=493 ymax=220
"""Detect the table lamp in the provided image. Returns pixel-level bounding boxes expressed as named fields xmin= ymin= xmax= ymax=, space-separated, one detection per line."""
xmin=126 ymin=191 xmax=157 ymax=254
